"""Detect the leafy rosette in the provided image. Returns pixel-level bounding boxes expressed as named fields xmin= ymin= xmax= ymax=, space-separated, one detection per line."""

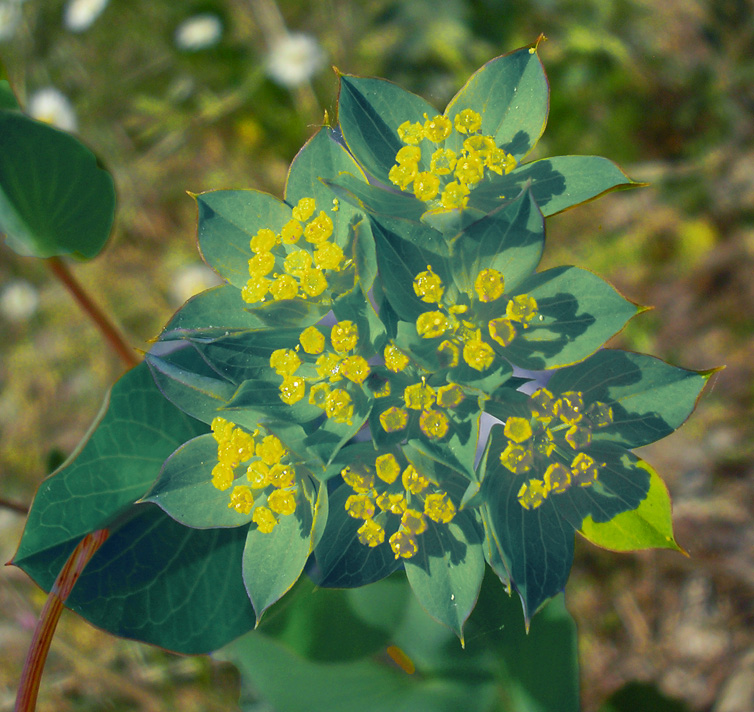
xmin=329 ymin=36 xmax=639 ymax=232
xmin=479 ymin=349 xmax=711 ymax=620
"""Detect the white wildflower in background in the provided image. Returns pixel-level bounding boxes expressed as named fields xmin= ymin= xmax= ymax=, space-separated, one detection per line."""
xmin=169 ymin=263 xmax=223 ymax=306
xmin=27 ymin=87 xmax=78 ymax=132
xmin=0 ymin=0 xmax=24 ymax=42
xmin=174 ymin=13 xmax=222 ymax=51
xmin=267 ymin=32 xmax=326 ymax=88
xmin=63 ymin=0 xmax=109 ymax=32
xmin=0 ymin=280 xmax=39 ymax=322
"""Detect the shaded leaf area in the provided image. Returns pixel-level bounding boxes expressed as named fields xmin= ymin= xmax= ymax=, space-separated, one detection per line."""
xmin=242 ymin=476 xmax=321 ymax=622
xmin=11 ymin=364 xmax=260 ymax=653
xmin=324 ymin=172 xmax=425 ymax=223
xmin=450 ymin=188 xmax=544 ymax=294
xmin=220 ymin=570 xmax=579 ymax=712
xmin=579 ymin=458 xmax=683 ymax=553
xmin=481 ymin=429 xmax=574 ymax=621
xmin=480 ymin=426 xmax=655 ymax=618
xmin=469 ymin=155 xmax=638 ymax=217
xmin=0 ymin=109 xmax=115 ymax=259
xmin=496 ymin=266 xmax=639 ymax=369
xmin=444 ymin=42 xmax=549 ymax=161
xmin=546 ymin=349 xmax=710 ymax=448
xmin=14 ymin=363 xmax=206 ymax=559
xmin=338 ymin=74 xmax=438 ymax=185
xmin=284 ymin=126 xmax=367 ymax=219
xmin=196 ymin=188 xmax=291 ymax=289
xmin=312 ymin=482 xmax=403 ymax=588
xmin=404 ymin=512 xmax=485 ymax=641
xmin=371 ymin=217 xmax=453 ymax=321
xmin=17 ymin=504 xmax=256 ymax=654
xmin=143 ymin=434 xmax=255 ymax=529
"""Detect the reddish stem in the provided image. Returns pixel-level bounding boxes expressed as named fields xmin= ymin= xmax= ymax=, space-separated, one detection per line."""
xmin=47 ymin=257 xmax=139 ymax=369
xmin=15 ymin=528 xmax=110 ymax=712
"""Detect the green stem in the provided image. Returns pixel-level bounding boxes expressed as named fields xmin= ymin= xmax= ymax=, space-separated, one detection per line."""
xmin=47 ymin=257 xmax=139 ymax=369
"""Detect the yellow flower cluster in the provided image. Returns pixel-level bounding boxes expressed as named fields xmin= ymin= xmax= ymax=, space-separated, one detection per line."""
xmin=210 ymin=417 xmax=299 ymax=532
xmin=269 ymin=320 xmax=371 ymax=426
xmin=341 ymin=454 xmax=457 ymax=559
xmin=496 ymin=389 xmax=614 ymax=510
xmin=378 ymin=375 xmax=465 ymax=440
xmin=242 ymin=197 xmax=347 ymax=304
xmin=412 ymin=265 xmax=539 ymax=371
xmin=389 ymin=109 xmax=517 ymax=209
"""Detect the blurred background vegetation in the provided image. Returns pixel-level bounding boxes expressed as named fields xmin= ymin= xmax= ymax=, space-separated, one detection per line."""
xmin=1 ymin=0 xmax=752 ymax=710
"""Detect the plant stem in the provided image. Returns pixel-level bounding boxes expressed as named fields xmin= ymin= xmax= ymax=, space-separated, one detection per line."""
xmin=47 ymin=257 xmax=139 ymax=369
xmin=15 ymin=529 xmax=110 ymax=712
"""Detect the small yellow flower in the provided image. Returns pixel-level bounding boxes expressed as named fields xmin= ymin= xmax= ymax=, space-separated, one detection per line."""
xmin=269 ymin=464 xmax=296 ymax=488
xmin=248 ymin=251 xmax=276 ymax=276
xmin=474 ymin=268 xmax=505 ymax=302
xmin=375 ymin=453 xmax=401 ymax=484
xmin=379 ymin=406 xmax=408 ymax=432
xmin=430 ymin=148 xmax=457 ymax=175
xmin=300 ymin=268 xmax=328 ymax=297
xmin=413 ymin=171 xmax=440 ymax=201
xmin=242 ymin=277 xmax=270 ymax=303
xmin=413 ymin=265 xmax=444 ymax=303
xmin=376 ymin=491 xmax=407 ymax=514
xmin=211 ymin=462 xmax=234 ymax=491
xmin=279 ymin=375 xmax=306 ymax=404
xmin=437 ymin=383 xmax=464 ymax=408
xmin=397 ymin=120 xmax=424 ymax=144
xmin=270 ymin=348 xmax=301 ymax=376
xmin=330 ymin=320 xmax=359 ymax=353
xmin=325 ymin=388 xmax=353 ymax=423
xmin=358 ymin=518 xmax=385 ymax=547
xmin=396 ymin=145 xmax=422 ymax=164
xmin=292 ymin=197 xmax=316 ymax=222
xmin=571 ymin=453 xmax=599 ymax=487
xmin=424 ymin=492 xmax=456 ymax=523
xmin=517 ymin=479 xmax=548 ymax=510
xmin=389 ymin=530 xmax=418 ymax=559
xmin=499 ymin=443 xmax=533 ymax=474
xmin=438 ymin=339 xmax=460 ymax=367
xmin=454 ymin=153 xmax=485 ymax=186
xmin=565 ymin=424 xmax=592 ymax=450
xmin=403 ymin=380 xmax=436 ymax=410
xmin=544 ymin=463 xmax=571 ymax=494
xmin=345 ymin=493 xmax=376 ymax=519
xmin=503 ymin=416 xmax=533 ymax=443
xmin=250 ymin=228 xmax=277 ymax=253
xmin=462 ymin=336 xmax=495 ymax=371
xmin=228 ymin=485 xmax=255 ymax=515
xmin=419 ymin=409 xmax=449 ymax=439
xmin=308 ymin=381 xmax=330 ymax=407
xmin=300 ymin=325 xmax=325 ymax=354
xmin=454 ymin=108 xmax=482 ymax=134
xmin=246 ymin=460 xmax=270 ymax=488
xmin=270 ymin=274 xmax=298 ymax=300
xmin=256 ymin=434 xmax=286 ymax=466
xmin=440 ymin=181 xmax=470 ymax=209
xmin=401 ymin=508 xmax=427 ymax=535
xmin=252 ymin=505 xmax=278 ymax=533
xmin=340 ymin=354 xmax=371 ymax=384
xmin=313 ymin=241 xmax=344 ymax=270
xmin=488 ymin=317 xmax=516 ymax=347
xmin=384 ymin=344 xmax=410 ymax=372
xmin=341 ymin=466 xmax=374 ymax=493
xmin=389 ymin=162 xmax=418 ymax=190
xmin=506 ymin=294 xmax=538 ymax=324
xmin=280 ymin=219 xmax=303 ymax=244
xmin=268 ymin=488 xmax=297 ymax=515
xmin=315 ymin=352 xmax=342 ymax=381
xmin=423 ymin=113 xmax=452 ymax=142
xmin=304 ymin=211 xmax=334 ymax=244
xmin=401 ymin=464 xmax=429 ymax=494
xmin=416 ymin=311 xmax=451 ymax=338
xmin=555 ymin=391 xmax=585 ymax=424
xmin=283 ymin=249 xmax=312 ymax=277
